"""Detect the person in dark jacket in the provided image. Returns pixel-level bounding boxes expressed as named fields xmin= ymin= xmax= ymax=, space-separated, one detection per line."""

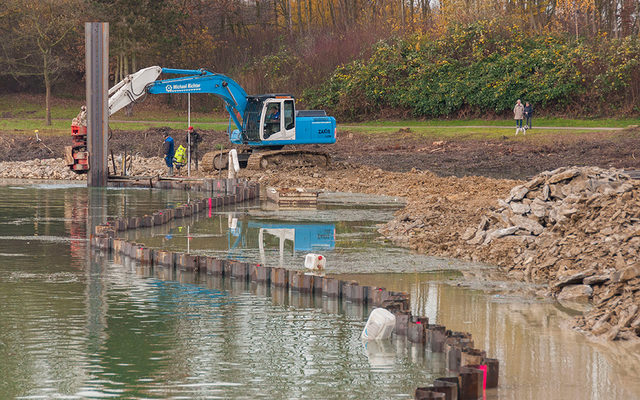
xmin=524 ymin=102 xmax=533 ymax=129
xmin=185 ymin=126 xmax=203 ymax=170
xmin=163 ymin=132 xmax=175 ymax=176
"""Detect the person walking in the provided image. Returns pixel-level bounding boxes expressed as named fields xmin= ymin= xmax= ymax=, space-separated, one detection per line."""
xmin=513 ymin=100 xmax=524 ymax=130
xmin=163 ymin=131 xmax=175 ymax=176
xmin=524 ymin=102 xmax=533 ymax=129
xmin=185 ymin=126 xmax=203 ymax=170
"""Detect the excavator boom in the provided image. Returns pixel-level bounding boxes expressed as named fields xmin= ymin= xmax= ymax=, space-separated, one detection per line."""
xmin=66 ymin=66 xmax=163 ymax=173
xmin=146 ymin=68 xmax=248 ymax=132
xmin=108 ymin=66 xmax=162 ymax=116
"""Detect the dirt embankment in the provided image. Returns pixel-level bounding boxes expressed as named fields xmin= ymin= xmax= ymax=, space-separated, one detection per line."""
xmin=0 ymin=127 xmax=230 ymax=163
xmin=2 ymin=125 xmax=640 ymax=179
xmin=240 ymin=162 xmax=640 ymax=342
xmin=328 ymin=129 xmax=640 ymax=179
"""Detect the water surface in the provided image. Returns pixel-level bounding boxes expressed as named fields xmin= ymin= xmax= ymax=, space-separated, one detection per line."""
xmin=1 ymin=182 xmax=639 ymax=399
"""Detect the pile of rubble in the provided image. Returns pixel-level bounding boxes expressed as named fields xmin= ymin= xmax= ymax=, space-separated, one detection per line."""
xmin=0 ymin=156 xmax=201 ymax=180
xmin=113 ymin=155 xmax=166 ymax=176
xmin=465 ymin=166 xmax=640 ymax=341
xmin=0 ymin=158 xmax=85 ymax=180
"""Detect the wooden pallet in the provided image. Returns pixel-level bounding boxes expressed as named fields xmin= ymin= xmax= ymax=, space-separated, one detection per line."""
xmin=266 ymin=187 xmax=319 ymax=206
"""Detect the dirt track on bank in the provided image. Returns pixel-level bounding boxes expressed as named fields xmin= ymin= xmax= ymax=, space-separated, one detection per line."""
xmin=2 ymin=126 xmax=640 ymax=179
xmin=331 ymin=129 xmax=640 ymax=179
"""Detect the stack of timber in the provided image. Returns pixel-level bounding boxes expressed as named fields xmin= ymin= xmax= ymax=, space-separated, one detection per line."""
xmin=266 ymin=187 xmax=319 ymax=206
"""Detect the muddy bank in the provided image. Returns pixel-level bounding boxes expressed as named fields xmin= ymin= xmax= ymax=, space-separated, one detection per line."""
xmin=2 ymin=127 xmax=640 ymax=179
xmin=0 ymin=127 xmax=230 ymax=163
xmin=238 ymin=164 xmax=640 ymax=342
xmin=238 ymin=163 xmax=518 ymax=261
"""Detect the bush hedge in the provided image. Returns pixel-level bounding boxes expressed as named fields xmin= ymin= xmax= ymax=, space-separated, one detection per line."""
xmin=304 ymin=21 xmax=640 ymax=120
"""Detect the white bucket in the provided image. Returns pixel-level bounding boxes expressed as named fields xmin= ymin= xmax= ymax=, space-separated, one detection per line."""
xmin=304 ymin=253 xmax=326 ymax=270
xmin=361 ymin=308 xmax=396 ymax=341
xmin=228 ymin=149 xmax=240 ymax=178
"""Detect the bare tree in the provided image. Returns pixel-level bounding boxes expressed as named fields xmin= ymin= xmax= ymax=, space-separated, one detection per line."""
xmin=0 ymin=0 xmax=81 ymax=125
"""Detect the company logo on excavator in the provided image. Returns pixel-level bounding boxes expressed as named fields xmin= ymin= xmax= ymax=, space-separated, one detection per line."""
xmin=165 ymin=83 xmax=202 ymax=92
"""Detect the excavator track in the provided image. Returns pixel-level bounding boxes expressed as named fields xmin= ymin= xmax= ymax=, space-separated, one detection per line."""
xmin=201 ymin=149 xmax=231 ymax=173
xmin=246 ymin=149 xmax=330 ymax=170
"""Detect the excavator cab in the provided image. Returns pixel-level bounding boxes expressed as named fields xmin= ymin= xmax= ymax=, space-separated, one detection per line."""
xmin=242 ymin=95 xmax=296 ymax=143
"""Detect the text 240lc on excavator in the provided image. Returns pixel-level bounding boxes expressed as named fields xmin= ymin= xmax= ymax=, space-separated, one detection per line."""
xmin=67 ymin=66 xmax=336 ymax=173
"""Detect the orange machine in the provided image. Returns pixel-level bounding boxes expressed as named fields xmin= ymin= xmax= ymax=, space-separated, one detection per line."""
xmin=66 ymin=124 xmax=89 ymax=173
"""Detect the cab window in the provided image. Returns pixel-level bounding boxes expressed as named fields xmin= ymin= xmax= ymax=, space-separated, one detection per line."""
xmin=284 ymin=100 xmax=294 ymax=130
xmin=242 ymin=99 xmax=263 ymax=141
xmin=264 ymin=103 xmax=281 ymax=139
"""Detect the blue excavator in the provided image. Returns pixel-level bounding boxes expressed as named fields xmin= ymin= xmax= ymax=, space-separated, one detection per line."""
xmin=67 ymin=66 xmax=336 ymax=173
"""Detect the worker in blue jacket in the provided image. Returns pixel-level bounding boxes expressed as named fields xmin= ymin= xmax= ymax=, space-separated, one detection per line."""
xmin=163 ymin=131 xmax=175 ymax=176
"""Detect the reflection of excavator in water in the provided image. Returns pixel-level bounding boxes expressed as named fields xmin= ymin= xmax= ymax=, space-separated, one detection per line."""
xmin=224 ymin=217 xmax=335 ymax=268
xmin=67 ymin=66 xmax=336 ymax=174
xmin=253 ymin=222 xmax=335 ymax=268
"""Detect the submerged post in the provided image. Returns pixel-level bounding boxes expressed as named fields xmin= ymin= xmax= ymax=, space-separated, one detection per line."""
xmin=85 ymin=22 xmax=109 ymax=187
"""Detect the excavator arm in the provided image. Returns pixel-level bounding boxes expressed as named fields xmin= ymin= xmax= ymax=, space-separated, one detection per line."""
xmin=68 ymin=66 xmax=249 ymax=173
xmin=106 ymin=66 xmax=248 ymax=131
xmin=146 ymin=68 xmax=248 ymax=132
xmin=108 ymin=66 xmax=162 ymax=116
xmin=67 ymin=66 xmax=162 ymax=173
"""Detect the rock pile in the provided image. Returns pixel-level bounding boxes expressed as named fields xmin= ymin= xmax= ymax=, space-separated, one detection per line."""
xmin=467 ymin=166 xmax=640 ymax=341
xmin=0 ymin=156 xmax=208 ymax=180
xmin=113 ymin=155 xmax=166 ymax=176
xmin=0 ymin=158 xmax=85 ymax=180
xmin=107 ymin=154 xmax=214 ymax=178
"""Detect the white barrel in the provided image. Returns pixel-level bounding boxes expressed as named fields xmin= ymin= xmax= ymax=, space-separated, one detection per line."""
xmin=361 ymin=308 xmax=396 ymax=341
xmin=304 ymin=253 xmax=326 ymax=270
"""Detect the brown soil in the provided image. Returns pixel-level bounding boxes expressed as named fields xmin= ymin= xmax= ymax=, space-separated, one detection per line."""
xmin=2 ymin=127 xmax=639 ymax=179
xmin=0 ymin=127 xmax=230 ymax=163
xmin=327 ymin=129 xmax=640 ymax=179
